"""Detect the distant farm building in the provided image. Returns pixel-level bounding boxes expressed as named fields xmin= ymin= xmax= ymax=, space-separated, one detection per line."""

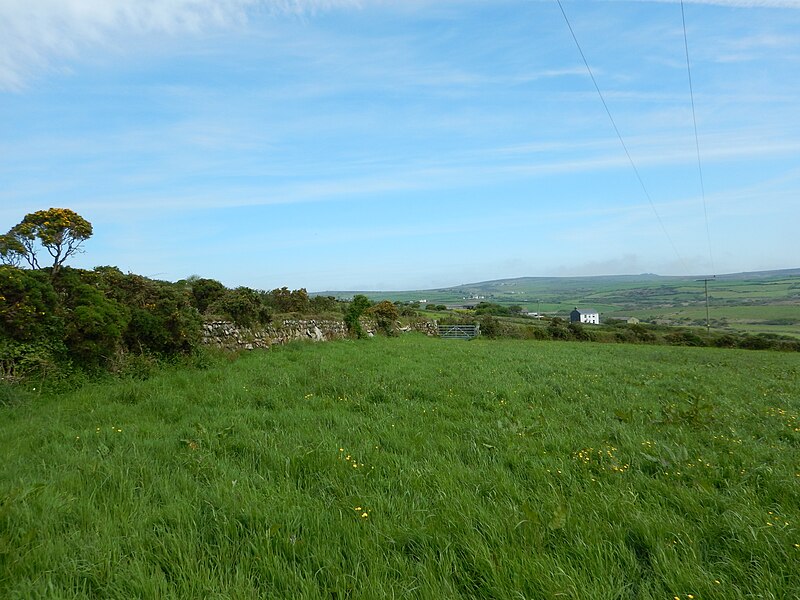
xmin=612 ymin=316 xmax=640 ymax=325
xmin=570 ymin=308 xmax=600 ymax=325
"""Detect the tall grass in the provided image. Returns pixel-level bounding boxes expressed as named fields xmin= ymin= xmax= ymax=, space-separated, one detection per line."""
xmin=1 ymin=336 xmax=798 ymax=599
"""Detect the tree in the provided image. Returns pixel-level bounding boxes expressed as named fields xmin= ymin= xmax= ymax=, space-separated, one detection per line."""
xmin=0 ymin=234 xmax=27 ymax=268
xmin=8 ymin=208 xmax=93 ymax=275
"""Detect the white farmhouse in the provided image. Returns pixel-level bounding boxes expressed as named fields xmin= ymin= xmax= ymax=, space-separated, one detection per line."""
xmin=570 ymin=307 xmax=600 ymax=325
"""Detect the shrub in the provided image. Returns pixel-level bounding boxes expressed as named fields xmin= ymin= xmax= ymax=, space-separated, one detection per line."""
xmin=309 ymin=295 xmax=339 ymax=314
xmin=54 ymin=269 xmax=129 ymax=368
xmin=567 ymin=322 xmax=593 ymax=341
xmin=266 ymin=287 xmax=311 ymax=313
xmin=548 ymin=322 xmax=569 ymax=340
xmin=0 ymin=265 xmax=62 ymax=341
xmin=208 ymin=287 xmax=271 ymax=328
xmin=95 ymin=268 xmax=203 ymax=356
xmin=628 ymin=324 xmax=655 ymax=342
xmin=664 ymin=331 xmax=706 ymax=347
xmin=366 ymin=301 xmax=400 ymax=336
xmin=475 ymin=302 xmax=511 ymax=317
xmin=737 ymin=335 xmax=772 ymax=351
xmin=344 ymin=295 xmax=372 ymax=338
xmin=712 ymin=334 xmax=739 ymax=348
xmin=186 ymin=277 xmax=227 ymax=314
xmin=0 ymin=339 xmax=64 ymax=384
xmin=479 ymin=315 xmax=501 ymax=338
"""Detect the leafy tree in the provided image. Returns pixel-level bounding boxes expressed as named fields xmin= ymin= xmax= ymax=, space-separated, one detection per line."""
xmin=0 ymin=234 xmax=27 ymax=268
xmin=6 ymin=208 xmax=93 ymax=275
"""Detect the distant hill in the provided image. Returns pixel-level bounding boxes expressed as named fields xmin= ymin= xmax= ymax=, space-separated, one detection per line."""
xmin=316 ymin=268 xmax=800 ymax=338
xmin=317 ymin=268 xmax=800 ymax=302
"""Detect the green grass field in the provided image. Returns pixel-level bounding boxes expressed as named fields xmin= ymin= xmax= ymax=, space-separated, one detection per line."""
xmin=2 ymin=336 xmax=799 ymax=599
xmin=327 ymin=270 xmax=800 ymax=338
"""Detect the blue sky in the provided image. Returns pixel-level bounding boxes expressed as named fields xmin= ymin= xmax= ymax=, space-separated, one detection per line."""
xmin=2 ymin=0 xmax=799 ymax=291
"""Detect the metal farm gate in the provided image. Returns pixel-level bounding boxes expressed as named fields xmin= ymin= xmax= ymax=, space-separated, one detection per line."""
xmin=438 ymin=324 xmax=480 ymax=340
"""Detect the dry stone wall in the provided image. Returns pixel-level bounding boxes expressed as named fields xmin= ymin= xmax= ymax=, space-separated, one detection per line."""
xmin=202 ymin=318 xmax=438 ymax=351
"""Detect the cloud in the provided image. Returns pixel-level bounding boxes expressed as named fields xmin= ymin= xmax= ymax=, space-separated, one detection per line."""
xmin=607 ymin=0 xmax=800 ymax=7
xmin=0 ymin=0 xmax=363 ymax=90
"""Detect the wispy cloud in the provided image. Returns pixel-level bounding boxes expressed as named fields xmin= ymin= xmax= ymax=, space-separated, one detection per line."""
xmin=605 ymin=0 xmax=800 ymax=7
xmin=0 ymin=0 xmax=363 ymax=90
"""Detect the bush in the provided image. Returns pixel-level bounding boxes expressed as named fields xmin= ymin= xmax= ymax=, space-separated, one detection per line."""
xmin=0 ymin=265 xmax=62 ymax=342
xmin=186 ymin=277 xmax=227 ymax=314
xmin=737 ymin=335 xmax=772 ymax=351
xmin=265 ymin=287 xmax=311 ymax=313
xmin=366 ymin=301 xmax=400 ymax=336
xmin=95 ymin=268 xmax=202 ymax=356
xmin=479 ymin=315 xmax=501 ymax=338
xmin=309 ymin=295 xmax=339 ymax=314
xmin=548 ymin=322 xmax=569 ymax=340
xmin=54 ymin=270 xmax=129 ymax=368
xmin=344 ymin=295 xmax=372 ymax=338
xmin=0 ymin=339 xmax=63 ymax=384
xmin=568 ymin=322 xmax=594 ymax=341
xmin=664 ymin=331 xmax=707 ymax=347
xmin=475 ymin=302 xmax=511 ymax=317
xmin=712 ymin=334 xmax=739 ymax=348
xmin=208 ymin=287 xmax=271 ymax=328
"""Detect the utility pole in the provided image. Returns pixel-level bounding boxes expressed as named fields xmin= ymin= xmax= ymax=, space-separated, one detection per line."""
xmin=696 ymin=276 xmax=715 ymax=332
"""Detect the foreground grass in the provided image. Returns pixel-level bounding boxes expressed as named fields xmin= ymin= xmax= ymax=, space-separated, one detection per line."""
xmin=1 ymin=336 xmax=798 ymax=599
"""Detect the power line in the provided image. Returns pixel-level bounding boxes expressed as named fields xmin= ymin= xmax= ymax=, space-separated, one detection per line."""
xmin=681 ymin=0 xmax=715 ymax=275
xmin=696 ymin=276 xmax=715 ymax=331
xmin=555 ymin=0 xmax=688 ymax=274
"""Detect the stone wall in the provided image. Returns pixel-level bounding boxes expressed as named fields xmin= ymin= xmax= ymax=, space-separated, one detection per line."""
xmin=202 ymin=318 xmax=438 ymax=351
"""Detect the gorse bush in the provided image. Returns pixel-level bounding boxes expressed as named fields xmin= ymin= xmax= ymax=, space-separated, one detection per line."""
xmin=0 ymin=266 xmax=204 ymax=376
xmin=264 ymin=286 xmax=311 ymax=313
xmin=0 ymin=266 xmax=61 ymax=341
xmin=207 ymin=286 xmax=271 ymax=328
xmin=365 ymin=300 xmax=400 ymax=336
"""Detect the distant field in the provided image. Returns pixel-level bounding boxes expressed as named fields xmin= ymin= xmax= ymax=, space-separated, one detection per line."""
xmin=2 ymin=336 xmax=798 ymax=598
xmin=622 ymin=305 xmax=800 ymax=338
xmin=328 ymin=270 xmax=800 ymax=339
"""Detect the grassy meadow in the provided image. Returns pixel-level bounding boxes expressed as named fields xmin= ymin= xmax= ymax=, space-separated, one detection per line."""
xmin=1 ymin=335 xmax=799 ymax=599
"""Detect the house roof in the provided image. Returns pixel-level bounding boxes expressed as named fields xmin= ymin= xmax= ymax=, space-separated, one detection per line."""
xmin=572 ymin=307 xmax=599 ymax=314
